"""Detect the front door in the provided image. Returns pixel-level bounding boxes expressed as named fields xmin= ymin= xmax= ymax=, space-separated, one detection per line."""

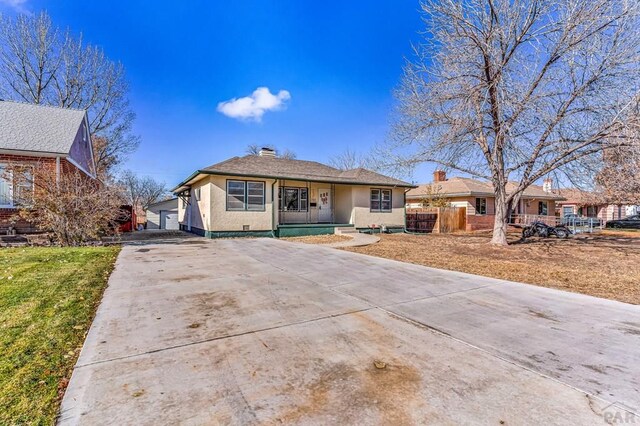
xmin=318 ymin=188 xmax=332 ymax=222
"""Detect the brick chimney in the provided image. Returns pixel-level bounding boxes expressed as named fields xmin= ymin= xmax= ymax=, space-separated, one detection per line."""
xmin=433 ymin=170 xmax=447 ymax=183
xmin=259 ymin=147 xmax=276 ymax=157
xmin=543 ymin=177 xmax=553 ymax=193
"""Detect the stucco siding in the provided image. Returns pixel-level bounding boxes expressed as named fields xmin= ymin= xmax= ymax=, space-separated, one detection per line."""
xmin=334 ymin=185 xmax=353 ymax=224
xmin=178 ymin=174 xmax=408 ymax=232
xmin=209 ymin=175 xmax=275 ymax=231
xmin=176 ymin=176 xmax=212 ymax=231
xmin=352 ymin=186 xmax=405 ymax=228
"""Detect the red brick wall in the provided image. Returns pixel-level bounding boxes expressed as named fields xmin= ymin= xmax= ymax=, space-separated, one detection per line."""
xmin=466 ymin=214 xmax=495 ymax=231
xmin=0 ymin=154 xmax=88 ymax=233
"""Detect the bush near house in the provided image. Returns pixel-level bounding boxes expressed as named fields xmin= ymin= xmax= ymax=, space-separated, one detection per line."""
xmin=7 ymin=163 xmax=125 ymax=246
xmin=0 ymin=246 xmax=120 ymax=424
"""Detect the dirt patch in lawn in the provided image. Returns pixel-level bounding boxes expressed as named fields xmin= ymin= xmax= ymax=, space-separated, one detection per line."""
xmin=344 ymin=232 xmax=640 ymax=305
xmin=283 ymin=234 xmax=353 ymax=245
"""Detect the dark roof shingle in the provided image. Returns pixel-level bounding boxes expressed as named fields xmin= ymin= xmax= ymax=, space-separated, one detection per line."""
xmin=175 ymin=155 xmax=413 ymax=190
xmin=0 ymin=101 xmax=86 ymax=154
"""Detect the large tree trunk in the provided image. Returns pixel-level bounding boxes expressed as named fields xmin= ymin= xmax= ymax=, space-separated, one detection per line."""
xmin=490 ymin=189 xmax=509 ymax=246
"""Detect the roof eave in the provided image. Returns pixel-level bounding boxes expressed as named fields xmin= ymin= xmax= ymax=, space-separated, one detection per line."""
xmin=172 ymin=169 xmax=415 ymax=193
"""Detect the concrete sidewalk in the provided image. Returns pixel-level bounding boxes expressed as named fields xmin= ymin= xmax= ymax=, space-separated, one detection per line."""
xmin=325 ymin=232 xmax=380 ymax=248
xmin=59 ymin=237 xmax=640 ymax=425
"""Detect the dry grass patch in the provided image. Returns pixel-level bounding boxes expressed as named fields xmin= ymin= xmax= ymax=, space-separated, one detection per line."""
xmin=283 ymin=234 xmax=353 ymax=244
xmin=344 ymin=232 xmax=640 ymax=305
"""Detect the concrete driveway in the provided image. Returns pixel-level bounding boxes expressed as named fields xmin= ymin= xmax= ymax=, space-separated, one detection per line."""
xmin=59 ymin=237 xmax=640 ymax=425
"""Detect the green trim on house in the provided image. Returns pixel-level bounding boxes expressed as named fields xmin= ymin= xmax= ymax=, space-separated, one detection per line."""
xmin=206 ymin=230 xmax=274 ymax=238
xmin=184 ymin=224 xmax=359 ymax=238
xmin=276 ymin=223 xmax=353 ymax=237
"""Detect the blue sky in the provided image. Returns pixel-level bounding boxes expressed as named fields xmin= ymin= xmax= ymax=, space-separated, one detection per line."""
xmin=1 ymin=1 xmax=435 ymax=186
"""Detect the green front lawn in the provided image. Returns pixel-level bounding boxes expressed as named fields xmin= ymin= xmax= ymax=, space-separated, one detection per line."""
xmin=0 ymin=246 xmax=120 ymax=425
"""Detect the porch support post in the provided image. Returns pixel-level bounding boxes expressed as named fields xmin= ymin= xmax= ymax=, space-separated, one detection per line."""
xmin=306 ymin=181 xmax=310 ymax=224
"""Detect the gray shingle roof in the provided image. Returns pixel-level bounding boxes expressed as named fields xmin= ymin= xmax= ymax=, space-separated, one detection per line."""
xmin=0 ymin=101 xmax=86 ymax=154
xmin=407 ymin=177 xmax=565 ymax=200
xmin=174 ymin=155 xmax=413 ymax=191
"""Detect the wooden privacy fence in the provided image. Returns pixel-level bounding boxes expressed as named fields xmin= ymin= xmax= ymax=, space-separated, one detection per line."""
xmin=406 ymin=207 xmax=466 ymax=233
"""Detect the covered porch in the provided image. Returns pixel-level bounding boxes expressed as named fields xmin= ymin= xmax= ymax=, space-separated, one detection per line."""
xmin=277 ymin=181 xmax=352 ymax=225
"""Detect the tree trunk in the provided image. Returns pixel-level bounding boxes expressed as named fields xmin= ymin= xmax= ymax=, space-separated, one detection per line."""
xmin=490 ymin=189 xmax=509 ymax=245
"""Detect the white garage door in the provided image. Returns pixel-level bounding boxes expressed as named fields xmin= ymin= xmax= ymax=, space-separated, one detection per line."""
xmin=160 ymin=210 xmax=179 ymax=230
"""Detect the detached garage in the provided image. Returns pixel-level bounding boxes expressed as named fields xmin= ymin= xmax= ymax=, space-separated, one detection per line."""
xmin=146 ymin=198 xmax=179 ymax=230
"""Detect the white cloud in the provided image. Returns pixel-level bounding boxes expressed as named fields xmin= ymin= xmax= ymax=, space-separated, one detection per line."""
xmin=0 ymin=0 xmax=29 ymax=12
xmin=217 ymin=87 xmax=291 ymax=122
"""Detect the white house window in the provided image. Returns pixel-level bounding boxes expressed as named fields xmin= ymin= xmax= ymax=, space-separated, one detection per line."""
xmin=370 ymin=189 xmax=392 ymax=212
xmin=475 ymin=197 xmax=487 ymax=215
xmin=279 ymin=187 xmax=308 ymax=212
xmin=194 ymin=187 xmax=201 ymax=201
xmin=227 ymin=180 xmax=265 ymax=211
xmin=0 ymin=165 xmax=12 ymax=208
xmin=247 ymin=182 xmax=265 ymax=211
xmin=538 ymin=201 xmax=548 ymax=215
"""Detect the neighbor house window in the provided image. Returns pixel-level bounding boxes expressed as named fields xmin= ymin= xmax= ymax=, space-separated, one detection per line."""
xmin=587 ymin=205 xmax=597 ymax=217
xmin=370 ymin=189 xmax=392 ymax=212
xmin=226 ymin=180 xmax=265 ymax=211
xmin=475 ymin=198 xmax=487 ymax=215
xmin=538 ymin=201 xmax=548 ymax=215
xmin=0 ymin=165 xmax=12 ymax=208
xmin=194 ymin=187 xmax=201 ymax=201
xmin=279 ymin=187 xmax=308 ymax=212
xmin=0 ymin=165 xmax=33 ymax=208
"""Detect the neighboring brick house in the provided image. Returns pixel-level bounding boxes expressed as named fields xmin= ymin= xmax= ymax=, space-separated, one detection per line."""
xmin=0 ymin=101 xmax=97 ymax=233
xmin=555 ymin=188 xmax=639 ymax=222
xmin=406 ymin=171 xmax=565 ymax=231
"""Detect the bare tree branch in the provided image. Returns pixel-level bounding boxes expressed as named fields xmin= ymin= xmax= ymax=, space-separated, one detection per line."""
xmin=0 ymin=12 xmax=139 ymax=178
xmin=387 ymin=0 xmax=640 ymax=244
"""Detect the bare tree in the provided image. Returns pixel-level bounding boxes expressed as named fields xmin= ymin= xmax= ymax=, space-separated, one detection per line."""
xmin=387 ymin=0 xmax=640 ymax=245
xmin=597 ymin=141 xmax=640 ymax=205
xmin=0 ymin=12 xmax=139 ymax=178
xmin=245 ymin=144 xmax=267 ymax=155
xmin=245 ymin=144 xmax=296 ymax=159
xmin=279 ymin=148 xmax=297 ymax=160
xmin=118 ymin=170 xmax=168 ymax=212
xmin=328 ymin=148 xmax=369 ymax=170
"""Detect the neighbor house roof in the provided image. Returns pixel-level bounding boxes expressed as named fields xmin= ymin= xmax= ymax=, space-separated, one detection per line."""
xmin=407 ymin=177 xmax=565 ymax=200
xmin=172 ymin=155 xmax=414 ymax=193
xmin=0 ymin=100 xmax=87 ymax=154
xmin=555 ymin=188 xmax=605 ymax=205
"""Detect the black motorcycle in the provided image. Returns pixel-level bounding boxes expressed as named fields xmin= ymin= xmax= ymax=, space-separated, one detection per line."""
xmin=522 ymin=221 xmax=572 ymax=239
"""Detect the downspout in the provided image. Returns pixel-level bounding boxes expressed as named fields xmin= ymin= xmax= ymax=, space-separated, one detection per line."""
xmin=55 ymin=156 xmax=61 ymax=187
xmin=271 ymin=179 xmax=278 ymax=238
